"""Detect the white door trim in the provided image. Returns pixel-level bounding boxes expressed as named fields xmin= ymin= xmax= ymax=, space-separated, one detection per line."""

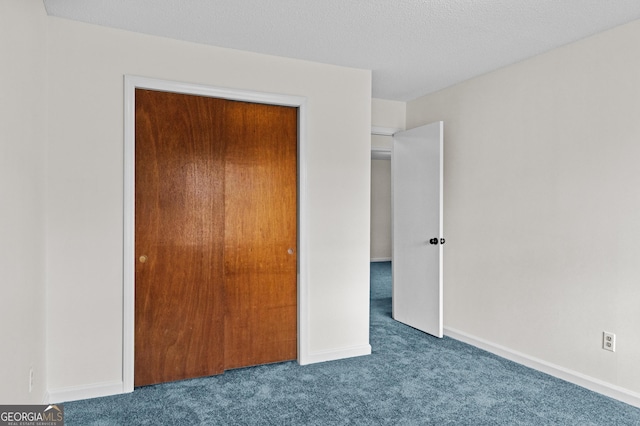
xmin=371 ymin=126 xmax=401 ymax=136
xmin=123 ymin=75 xmax=309 ymax=392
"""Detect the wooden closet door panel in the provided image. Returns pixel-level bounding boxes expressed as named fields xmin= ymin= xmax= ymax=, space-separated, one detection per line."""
xmin=223 ymin=101 xmax=298 ymax=369
xmin=134 ymin=89 xmax=226 ymax=386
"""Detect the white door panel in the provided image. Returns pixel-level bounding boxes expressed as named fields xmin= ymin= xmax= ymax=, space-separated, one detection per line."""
xmin=392 ymin=121 xmax=443 ymax=337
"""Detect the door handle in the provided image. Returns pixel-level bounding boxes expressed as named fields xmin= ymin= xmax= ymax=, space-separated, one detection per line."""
xmin=139 ymin=255 xmax=148 ymax=263
xmin=429 ymin=238 xmax=438 ymax=245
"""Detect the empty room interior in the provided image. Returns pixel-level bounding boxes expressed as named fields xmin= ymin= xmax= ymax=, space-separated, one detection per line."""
xmin=2 ymin=0 xmax=640 ymax=422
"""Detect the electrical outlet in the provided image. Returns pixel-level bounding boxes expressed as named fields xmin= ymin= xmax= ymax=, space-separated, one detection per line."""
xmin=29 ymin=367 xmax=34 ymax=393
xmin=603 ymin=331 xmax=616 ymax=352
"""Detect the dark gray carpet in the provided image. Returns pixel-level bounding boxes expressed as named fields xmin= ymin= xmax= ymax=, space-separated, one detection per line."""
xmin=65 ymin=262 xmax=640 ymax=425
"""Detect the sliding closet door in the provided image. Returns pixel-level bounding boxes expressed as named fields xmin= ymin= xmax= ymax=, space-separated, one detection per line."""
xmin=223 ymin=101 xmax=298 ymax=369
xmin=135 ymin=90 xmax=226 ymax=386
xmin=134 ymin=90 xmax=297 ymax=387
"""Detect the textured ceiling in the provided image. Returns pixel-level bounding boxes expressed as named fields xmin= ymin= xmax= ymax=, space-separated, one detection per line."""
xmin=43 ymin=0 xmax=640 ymax=101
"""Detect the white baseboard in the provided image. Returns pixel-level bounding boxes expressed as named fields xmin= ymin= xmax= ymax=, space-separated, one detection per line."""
xmin=299 ymin=344 xmax=372 ymax=366
xmin=46 ymin=345 xmax=372 ymax=403
xmin=47 ymin=380 xmax=130 ymax=404
xmin=444 ymin=327 xmax=640 ymax=409
xmin=370 ymin=258 xmax=391 ymax=262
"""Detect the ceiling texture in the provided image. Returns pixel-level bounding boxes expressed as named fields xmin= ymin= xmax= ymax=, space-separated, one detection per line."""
xmin=43 ymin=0 xmax=640 ymax=101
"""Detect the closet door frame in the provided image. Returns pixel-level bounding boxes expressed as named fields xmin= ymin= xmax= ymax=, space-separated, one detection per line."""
xmin=123 ymin=75 xmax=309 ymax=392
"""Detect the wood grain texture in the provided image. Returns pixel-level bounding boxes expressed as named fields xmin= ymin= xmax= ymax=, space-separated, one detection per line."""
xmin=135 ymin=90 xmax=297 ymax=385
xmin=223 ymin=101 xmax=298 ymax=369
xmin=135 ymin=89 xmax=226 ymax=386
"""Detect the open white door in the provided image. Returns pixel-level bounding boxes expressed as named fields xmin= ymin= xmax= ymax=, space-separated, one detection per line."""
xmin=392 ymin=121 xmax=443 ymax=337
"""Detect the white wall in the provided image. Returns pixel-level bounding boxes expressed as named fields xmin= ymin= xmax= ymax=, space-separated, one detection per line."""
xmin=0 ymin=1 xmax=48 ymax=404
xmin=44 ymin=17 xmax=371 ymax=400
xmin=370 ymin=99 xmax=405 ymax=261
xmin=408 ymin=20 xmax=640 ymax=401
xmin=370 ymin=158 xmax=392 ymax=261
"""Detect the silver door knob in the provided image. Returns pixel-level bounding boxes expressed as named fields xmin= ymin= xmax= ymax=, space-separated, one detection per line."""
xmin=287 ymin=248 xmax=295 ymax=255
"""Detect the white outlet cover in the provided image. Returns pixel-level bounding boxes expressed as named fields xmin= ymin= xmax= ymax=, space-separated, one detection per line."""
xmin=603 ymin=332 xmax=616 ymax=352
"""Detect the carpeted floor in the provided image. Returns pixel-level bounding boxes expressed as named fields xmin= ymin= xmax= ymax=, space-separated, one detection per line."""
xmin=64 ymin=262 xmax=640 ymax=425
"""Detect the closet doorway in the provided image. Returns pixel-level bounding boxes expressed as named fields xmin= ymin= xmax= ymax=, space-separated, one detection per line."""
xmin=123 ymin=77 xmax=308 ymax=390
